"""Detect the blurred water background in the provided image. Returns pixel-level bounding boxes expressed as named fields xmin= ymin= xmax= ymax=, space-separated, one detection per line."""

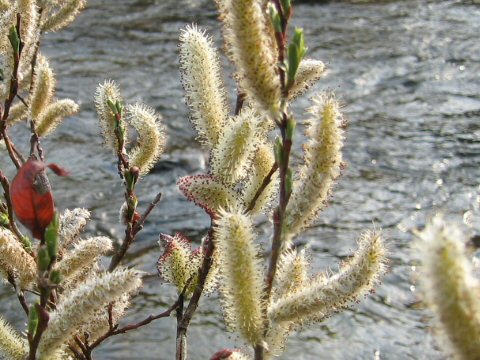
xmin=1 ymin=0 xmax=480 ymax=359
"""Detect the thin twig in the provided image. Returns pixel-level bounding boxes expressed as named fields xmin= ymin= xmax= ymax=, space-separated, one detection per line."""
xmin=132 ymin=191 xmax=162 ymax=235
xmin=245 ymin=163 xmax=279 ymax=213
xmin=176 ymin=229 xmax=215 ymax=359
xmin=7 ymin=273 xmax=29 ymax=315
xmin=83 ymin=296 xmax=183 ymax=357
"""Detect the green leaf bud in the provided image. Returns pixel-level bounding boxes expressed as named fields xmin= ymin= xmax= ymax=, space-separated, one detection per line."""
xmin=49 ymin=270 xmax=62 ymax=285
xmin=107 ymin=99 xmax=117 ymax=115
xmin=286 ymin=168 xmax=293 ymax=198
xmin=45 ymin=213 xmax=59 ymax=259
xmin=37 ymin=246 xmax=51 ymax=272
xmin=281 ymin=0 xmax=291 ymax=16
xmin=0 ymin=213 xmax=9 ymax=227
xmin=268 ymin=3 xmax=282 ymax=33
xmin=286 ymin=117 xmax=296 ymax=140
xmin=274 ymin=137 xmax=284 ymax=167
xmin=28 ymin=304 xmax=39 ymax=338
xmin=8 ymin=26 xmax=20 ymax=55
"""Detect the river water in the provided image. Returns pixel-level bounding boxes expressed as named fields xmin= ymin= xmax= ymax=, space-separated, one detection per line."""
xmin=1 ymin=0 xmax=480 ymax=359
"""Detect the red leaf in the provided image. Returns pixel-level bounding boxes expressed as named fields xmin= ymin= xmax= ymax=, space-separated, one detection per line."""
xmin=10 ymin=159 xmax=68 ymax=240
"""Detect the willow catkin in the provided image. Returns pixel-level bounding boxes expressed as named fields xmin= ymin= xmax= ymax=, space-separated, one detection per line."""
xmin=269 ymin=231 xmax=385 ymax=324
xmin=416 ymin=215 xmax=480 ymax=360
xmin=214 ymin=208 xmax=265 ymax=346
xmin=179 ymin=25 xmax=228 ymax=148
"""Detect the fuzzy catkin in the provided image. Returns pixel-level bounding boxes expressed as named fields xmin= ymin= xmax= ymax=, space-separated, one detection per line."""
xmin=55 ymin=236 xmax=112 ymax=281
xmin=177 ymin=174 xmax=242 ymax=215
xmin=59 ymin=208 xmax=90 ymax=250
xmin=286 ymin=93 xmax=344 ymax=237
xmin=36 ymin=99 xmax=79 ymax=137
xmin=30 ymin=56 xmax=55 ymax=119
xmin=38 ymin=268 xmax=142 ymax=359
xmin=215 ymin=209 xmax=265 ymax=346
xmin=219 ymin=0 xmax=280 ymax=115
xmin=157 ymin=233 xmax=196 ymax=294
xmin=74 ymin=295 xmax=130 ymax=345
xmin=7 ymin=101 xmax=29 ymax=124
xmin=179 ymin=25 xmax=228 ymax=148
xmin=269 ymin=231 xmax=385 ymax=324
xmin=210 ymin=108 xmax=261 ymax=185
xmin=272 ymin=248 xmax=308 ymax=301
xmin=0 ymin=317 xmax=27 ymax=360
xmin=94 ymin=80 xmax=125 ymax=152
xmin=416 ymin=215 xmax=480 ymax=360
xmin=126 ymin=103 xmax=165 ymax=175
xmin=0 ymin=228 xmax=36 ymax=289
xmin=289 ymin=59 xmax=326 ymax=100
xmin=0 ymin=4 xmax=17 ymax=100
xmin=41 ymin=0 xmax=86 ymax=32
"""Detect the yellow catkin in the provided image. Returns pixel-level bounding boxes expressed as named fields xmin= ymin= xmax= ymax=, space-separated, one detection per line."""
xmin=30 ymin=56 xmax=55 ymax=120
xmin=55 ymin=236 xmax=112 ymax=281
xmin=215 ymin=208 xmax=265 ymax=346
xmin=179 ymin=25 xmax=228 ymax=148
xmin=36 ymin=99 xmax=79 ymax=136
xmin=0 ymin=228 xmax=36 ymax=289
xmin=210 ymin=108 xmax=261 ymax=185
xmin=269 ymin=231 xmax=385 ymax=324
xmin=7 ymin=101 xmax=29 ymax=125
xmin=177 ymin=174 xmax=242 ymax=215
xmin=416 ymin=215 xmax=480 ymax=360
xmin=289 ymin=59 xmax=326 ymax=100
xmin=41 ymin=0 xmax=86 ymax=32
xmin=286 ymin=92 xmax=344 ymax=237
xmin=157 ymin=233 xmax=196 ymax=295
xmin=0 ymin=317 xmax=27 ymax=360
xmin=38 ymin=268 xmax=142 ymax=359
xmin=220 ymin=0 xmax=280 ymax=116
xmin=0 ymin=4 xmax=17 ymax=100
xmin=59 ymin=208 xmax=90 ymax=250
xmin=94 ymin=80 xmax=125 ymax=151
xmin=126 ymin=103 xmax=165 ymax=175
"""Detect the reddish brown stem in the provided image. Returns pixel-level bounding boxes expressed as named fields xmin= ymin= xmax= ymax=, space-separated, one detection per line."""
xmin=245 ymin=163 xmax=279 ymax=213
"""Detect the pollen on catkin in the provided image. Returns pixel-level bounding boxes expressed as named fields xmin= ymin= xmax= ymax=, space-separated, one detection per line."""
xmin=7 ymin=101 xmax=29 ymax=125
xmin=289 ymin=59 xmax=326 ymax=100
xmin=220 ymin=0 xmax=280 ymax=116
xmin=179 ymin=25 xmax=228 ymax=148
xmin=0 ymin=317 xmax=27 ymax=360
xmin=0 ymin=4 xmax=17 ymax=100
xmin=74 ymin=294 xmax=130 ymax=345
xmin=0 ymin=228 xmax=36 ymax=289
xmin=55 ymin=236 xmax=113 ymax=281
xmin=214 ymin=208 xmax=265 ymax=346
xmin=41 ymin=0 xmax=86 ymax=32
xmin=157 ymin=233 xmax=197 ymax=295
xmin=242 ymin=144 xmax=278 ymax=215
xmin=94 ymin=80 xmax=125 ymax=152
xmin=210 ymin=107 xmax=261 ymax=185
xmin=30 ymin=55 xmax=55 ymax=119
xmin=272 ymin=248 xmax=309 ymax=301
xmin=286 ymin=92 xmax=344 ymax=237
xmin=36 ymin=99 xmax=79 ymax=137
xmin=416 ymin=215 xmax=480 ymax=360
xmin=177 ymin=174 xmax=242 ymax=216
xmin=269 ymin=230 xmax=385 ymax=324
xmin=38 ymin=268 xmax=143 ymax=359
xmin=126 ymin=103 xmax=165 ymax=176
xmin=59 ymin=208 xmax=90 ymax=250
